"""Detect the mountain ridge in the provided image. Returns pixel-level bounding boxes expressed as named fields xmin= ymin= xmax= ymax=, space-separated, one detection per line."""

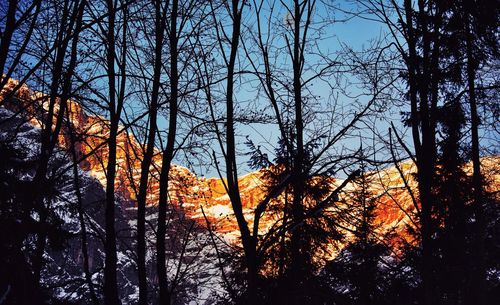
xmin=2 ymin=77 xmax=499 ymax=251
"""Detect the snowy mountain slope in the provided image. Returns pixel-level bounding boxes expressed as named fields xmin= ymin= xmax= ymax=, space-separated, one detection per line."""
xmin=0 ymin=104 xmax=230 ymax=304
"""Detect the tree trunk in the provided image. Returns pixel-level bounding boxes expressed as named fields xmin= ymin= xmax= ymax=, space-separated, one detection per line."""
xmin=223 ymin=1 xmax=258 ymax=303
xmin=136 ymin=1 xmax=165 ymax=304
xmin=289 ymin=2 xmax=307 ymax=303
xmin=67 ymin=109 xmax=99 ymax=305
xmin=103 ymin=0 xmax=122 ymax=303
xmin=465 ymin=17 xmax=485 ymax=305
xmin=0 ymin=0 xmax=18 ymax=87
xmin=156 ymin=1 xmax=178 ymax=304
xmin=403 ymin=1 xmax=438 ymax=304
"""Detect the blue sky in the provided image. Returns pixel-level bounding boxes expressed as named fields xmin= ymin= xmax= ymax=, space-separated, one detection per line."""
xmin=178 ymin=1 xmax=391 ymax=178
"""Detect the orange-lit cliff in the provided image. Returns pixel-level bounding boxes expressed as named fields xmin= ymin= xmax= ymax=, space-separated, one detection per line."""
xmin=2 ymin=78 xmax=499 ymax=255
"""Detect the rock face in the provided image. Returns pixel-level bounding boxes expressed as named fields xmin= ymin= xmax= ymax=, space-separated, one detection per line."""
xmin=0 ymin=80 xmax=230 ymax=304
xmin=2 ymin=78 xmax=499 ymax=279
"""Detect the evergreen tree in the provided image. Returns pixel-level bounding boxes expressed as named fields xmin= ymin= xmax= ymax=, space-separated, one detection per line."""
xmin=0 ymin=138 xmax=70 ymax=304
xmin=321 ymin=155 xmax=389 ymax=305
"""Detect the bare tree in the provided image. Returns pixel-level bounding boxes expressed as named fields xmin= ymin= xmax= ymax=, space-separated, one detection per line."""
xmin=154 ymin=0 xmax=209 ymax=303
xmin=202 ymin=0 xmax=381 ymax=303
xmin=134 ymin=1 xmax=167 ymax=303
xmin=65 ymin=105 xmax=100 ymax=305
xmin=27 ymin=0 xmax=88 ymax=286
xmin=99 ymin=0 xmax=129 ymax=303
xmin=0 ymin=0 xmax=42 ymax=92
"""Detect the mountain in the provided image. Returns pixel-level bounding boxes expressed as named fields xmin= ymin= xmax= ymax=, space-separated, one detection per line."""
xmin=1 ymin=78 xmax=498 ymax=303
xmin=3 ymin=77 xmax=499 ymax=249
xmin=0 ymin=79 xmax=230 ymax=304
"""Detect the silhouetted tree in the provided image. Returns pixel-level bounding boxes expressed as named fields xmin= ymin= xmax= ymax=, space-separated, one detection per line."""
xmin=99 ymin=0 xmax=128 ymax=303
xmin=321 ymin=152 xmax=389 ymax=305
xmin=134 ymin=1 xmax=167 ymax=303
xmin=360 ymin=0 xmax=499 ymax=304
xmin=0 ymin=0 xmax=42 ymax=92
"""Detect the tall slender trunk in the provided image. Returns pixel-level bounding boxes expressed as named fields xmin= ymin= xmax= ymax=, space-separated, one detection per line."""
xmin=104 ymin=119 xmax=120 ymax=305
xmin=289 ymin=1 xmax=306 ymax=301
xmin=67 ymin=107 xmax=99 ymax=305
xmin=157 ymin=1 xmax=178 ymax=304
xmin=137 ymin=1 xmax=165 ymax=304
xmin=60 ymin=8 xmax=92 ymax=301
xmin=402 ymin=1 xmax=437 ymax=304
xmin=103 ymin=0 xmax=123 ymax=303
xmin=418 ymin=165 xmax=435 ymax=305
xmin=465 ymin=18 xmax=485 ymax=305
xmin=74 ymin=159 xmax=100 ymax=305
xmin=223 ymin=1 xmax=258 ymax=303
xmin=0 ymin=0 xmax=18 ymax=86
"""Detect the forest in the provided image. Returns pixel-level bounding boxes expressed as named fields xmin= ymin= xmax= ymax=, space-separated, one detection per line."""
xmin=0 ymin=0 xmax=499 ymax=304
